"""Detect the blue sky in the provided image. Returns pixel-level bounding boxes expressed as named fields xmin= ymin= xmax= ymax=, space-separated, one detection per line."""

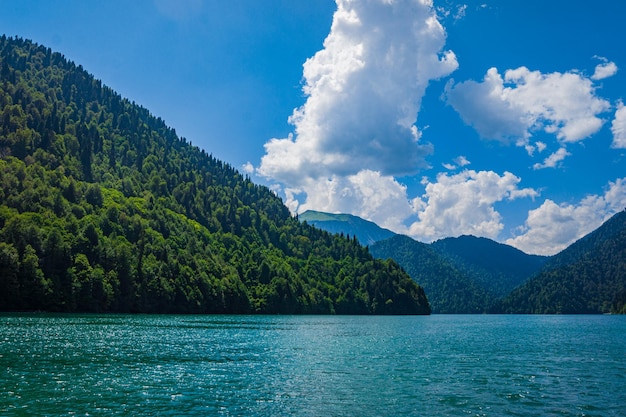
xmin=1 ymin=0 xmax=625 ymax=255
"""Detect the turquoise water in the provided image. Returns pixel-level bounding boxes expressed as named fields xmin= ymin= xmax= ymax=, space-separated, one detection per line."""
xmin=1 ymin=314 xmax=625 ymax=416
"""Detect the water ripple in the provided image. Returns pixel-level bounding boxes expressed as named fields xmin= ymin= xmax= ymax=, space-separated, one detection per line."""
xmin=1 ymin=314 xmax=625 ymax=416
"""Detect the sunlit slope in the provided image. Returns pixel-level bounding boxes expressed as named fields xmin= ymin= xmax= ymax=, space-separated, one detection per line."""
xmin=0 ymin=36 xmax=430 ymax=314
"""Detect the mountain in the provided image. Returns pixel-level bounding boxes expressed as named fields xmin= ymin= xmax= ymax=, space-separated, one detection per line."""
xmin=430 ymin=235 xmax=547 ymax=298
xmin=0 ymin=36 xmax=430 ymax=315
xmin=313 ymin=208 xmax=626 ymax=314
xmin=498 ymin=210 xmax=626 ymax=314
xmin=370 ymin=235 xmax=493 ymax=313
xmin=304 ymin=210 xmax=546 ymax=313
xmin=299 ymin=210 xmax=396 ymax=245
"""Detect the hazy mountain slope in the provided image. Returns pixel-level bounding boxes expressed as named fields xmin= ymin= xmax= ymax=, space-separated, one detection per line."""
xmin=0 ymin=36 xmax=430 ymax=314
xmin=300 ymin=210 xmax=396 ymax=245
xmin=370 ymin=235 xmax=494 ymax=313
xmin=431 ymin=235 xmax=548 ymax=298
xmin=499 ymin=210 xmax=626 ymax=314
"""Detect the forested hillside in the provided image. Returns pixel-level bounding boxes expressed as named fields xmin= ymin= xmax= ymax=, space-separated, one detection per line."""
xmin=308 ymin=211 xmax=546 ymax=313
xmin=431 ymin=235 xmax=547 ymax=298
xmin=0 ymin=36 xmax=430 ymax=314
xmin=370 ymin=235 xmax=493 ymax=313
xmin=498 ymin=210 xmax=626 ymax=314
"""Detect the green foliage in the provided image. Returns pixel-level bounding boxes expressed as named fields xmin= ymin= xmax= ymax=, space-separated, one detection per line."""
xmin=302 ymin=212 xmax=548 ymax=313
xmin=430 ymin=235 xmax=547 ymax=298
xmin=370 ymin=235 xmax=492 ymax=313
xmin=0 ymin=36 xmax=429 ymax=315
xmin=498 ymin=210 xmax=626 ymax=314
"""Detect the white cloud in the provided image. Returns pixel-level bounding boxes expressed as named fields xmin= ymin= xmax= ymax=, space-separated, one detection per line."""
xmin=454 ymin=4 xmax=468 ymax=21
xmin=532 ymin=147 xmax=570 ymax=170
xmin=506 ymin=178 xmax=626 ymax=255
xmin=437 ymin=3 xmax=468 ymax=22
xmin=408 ymin=170 xmax=538 ymax=242
xmin=259 ymin=0 xmax=458 ymax=184
xmin=442 ymin=155 xmax=470 ymax=170
xmin=287 ymin=170 xmax=416 ymax=233
xmin=242 ymin=162 xmax=254 ymax=175
xmin=524 ymin=141 xmax=547 ymax=156
xmin=591 ymin=60 xmax=618 ymax=80
xmin=611 ymin=102 xmax=626 ymax=148
xmin=281 ymin=168 xmax=539 ymax=245
xmin=446 ymin=66 xmax=611 ymax=147
xmin=455 ymin=155 xmax=470 ymax=166
xmin=536 ymin=141 xmax=547 ymax=153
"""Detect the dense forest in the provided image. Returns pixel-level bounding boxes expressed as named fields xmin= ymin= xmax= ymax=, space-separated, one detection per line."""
xmin=0 ymin=36 xmax=430 ymax=314
xmin=430 ymin=235 xmax=547 ymax=299
xmin=370 ymin=235 xmax=494 ymax=313
xmin=498 ymin=210 xmax=626 ymax=314
xmin=313 ymin=208 xmax=626 ymax=314
xmin=303 ymin=211 xmax=547 ymax=313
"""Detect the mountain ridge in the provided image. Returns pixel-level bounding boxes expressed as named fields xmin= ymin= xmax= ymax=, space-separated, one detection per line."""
xmin=369 ymin=234 xmax=493 ymax=313
xmin=301 ymin=208 xmax=626 ymax=314
xmin=430 ymin=235 xmax=548 ymax=298
xmin=0 ymin=35 xmax=430 ymax=315
xmin=498 ymin=209 xmax=626 ymax=314
xmin=299 ymin=210 xmax=396 ymax=246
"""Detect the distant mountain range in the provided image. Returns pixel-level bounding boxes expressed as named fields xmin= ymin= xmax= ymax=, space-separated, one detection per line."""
xmin=299 ymin=210 xmax=396 ymax=245
xmin=300 ymin=209 xmax=626 ymax=314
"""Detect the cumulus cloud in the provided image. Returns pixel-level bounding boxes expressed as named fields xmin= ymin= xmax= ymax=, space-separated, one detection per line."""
xmin=445 ymin=66 xmax=612 ymax=147
xmin=281 ymin=168 xmax=539 ymax=244
xmin=591 ymin=59 xmax=618 ymax=80
xmin=532 ymin=147 xmax=570 ymax=170
xmin=408 ymin=170 xmax=538 ymax=242
xmin=241 ymin=162 xmax=254 ymax=175
xmin=611 ymin=102 xmax=626 ymax=148
xmin=506 ymin=178 xmax=626 ymax=255
xmin=259 ymin=0 xmax=458 ymax=185
xmin=288 ymin=170 xmax=416 ymax=233
xmin=455 ymin=155 xmax=470 ymax=167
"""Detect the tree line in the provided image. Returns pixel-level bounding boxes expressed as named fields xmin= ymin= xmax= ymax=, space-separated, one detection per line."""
xmin=0 ymin=35 xmax=430 ymax=315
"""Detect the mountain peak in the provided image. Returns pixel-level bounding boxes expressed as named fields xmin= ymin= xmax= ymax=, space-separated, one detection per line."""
xmin=299 ymin=210 xmax=396 ymax=246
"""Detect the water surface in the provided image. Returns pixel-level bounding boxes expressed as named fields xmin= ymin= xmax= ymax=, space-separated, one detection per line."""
xmin=1 ymin=314 xmax=624 ymax=416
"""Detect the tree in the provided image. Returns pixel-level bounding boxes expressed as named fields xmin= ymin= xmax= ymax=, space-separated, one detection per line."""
xmin=0 ymin=242 xmax=20 ymax=309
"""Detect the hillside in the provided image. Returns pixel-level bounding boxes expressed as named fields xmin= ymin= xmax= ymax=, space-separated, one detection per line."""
xmin=306 ymin=210 xmax=545 ymax=313
xmin=299 ymin=210 xmax=396 ymax=246
xmin=498 ymin=210 xmax=626 ymax=314
xmin=0 ymin=36 xmax=430 ymax=315
xmin=431 ymin=235 xmax=547 ymax=298
xmin=370 ymin=235 xmax=493 ymax=313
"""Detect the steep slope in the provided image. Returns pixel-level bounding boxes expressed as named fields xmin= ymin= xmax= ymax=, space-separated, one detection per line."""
xmin=0 ymin=36 xmax=430 ymax=314
xmin=499 ymin=210 xmax=626 ymax=314
xmin=299 ymin=210 xmax=396 ymax=245
xmin=370 ymin=235 xmax=493 ymax=313
xmin=431 ymin=235 xmax=547 ymax=298
xmin=301 ymin=210 xmax=547 ymax=312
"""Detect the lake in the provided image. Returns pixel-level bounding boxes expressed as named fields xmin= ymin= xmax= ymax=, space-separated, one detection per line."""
xmin=1 ymin=314 xmax=625 ymax=416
